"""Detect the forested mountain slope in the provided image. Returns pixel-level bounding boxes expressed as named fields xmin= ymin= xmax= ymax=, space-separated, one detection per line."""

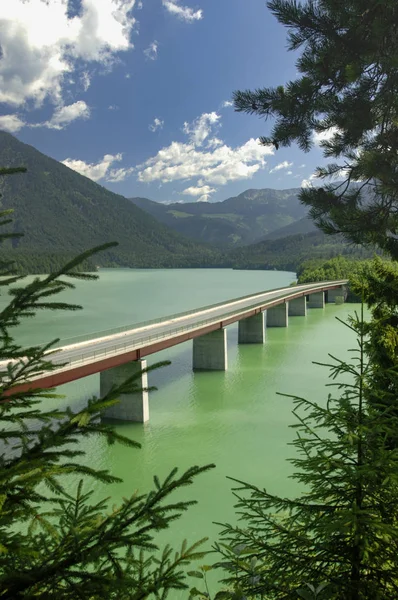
xmin=229 ymin=230 xmax=378 ymax=272
xmin=262 ymin=216 xmax=317 ymax=240
xmin=130 ymin=188 xmax=308 ymax=247
xmin=0 ymin=132 xmax=220 ymax=269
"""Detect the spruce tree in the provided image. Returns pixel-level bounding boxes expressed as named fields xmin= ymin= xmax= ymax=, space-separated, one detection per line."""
xmin=213 ymin=308 xmax=398 ymax=599
xmin=0 ymin=168 xmax=214 ymax=598
xmin=214 ymin=4 xmax=398 ymax=596
xmin=233 ymin=0 xmax=398 ymax=259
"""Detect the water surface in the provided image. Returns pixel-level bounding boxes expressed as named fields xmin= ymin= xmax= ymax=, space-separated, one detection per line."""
xmin=6 ymin=269 xmax=360 ymax=567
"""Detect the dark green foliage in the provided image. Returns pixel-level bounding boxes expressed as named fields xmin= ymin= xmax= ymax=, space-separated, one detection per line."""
xmin=0 ymin=132 xmax=221 ymax=269
xmin=297 ymin=257 xmax=371 ymax=285
xmin=296 ymin=257 xmax=398 ymax=302
xmin=217 ymin=3 xmax=398 ymax=596
xmin=131 ymin=189 xmax=307 ymax=248
xmin=229 ymin=231 xmax=376 ymax=273
xmin=0 ymin=168 xmax=215 ymax=598
xmin=214 ymin=310 xmax=398 ymax=599
xmin=0 ymin=249 xmax=97 ymax=275
xmin=350 ymin=259 xmax=398 ymax=430
xmin=233 ymin=0 xmax=398 ymax=259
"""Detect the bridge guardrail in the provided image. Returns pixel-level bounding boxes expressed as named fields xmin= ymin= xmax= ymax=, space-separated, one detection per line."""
xmin=42 ymin=280 xmax=347 ymax=351
xmin=46 ymin=280 xmax=348 ymax=374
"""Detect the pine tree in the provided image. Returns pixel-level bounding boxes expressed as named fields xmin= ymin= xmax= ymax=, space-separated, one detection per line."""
xmin=233 ymin=0 xmax=398 ymax=259
xmin=349 ymin=258 xmax=398 ymax=439
xmin=213 ymin=308 xmax=398 ymax=599
xmin=220 ymin=5 xmax=398 ymax=595
xmin=0 ymin=168 xmax=214 ymax=598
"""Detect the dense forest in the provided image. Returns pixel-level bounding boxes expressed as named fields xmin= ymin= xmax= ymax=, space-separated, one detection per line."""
xmin=0 ymin=132 xmax=222 ymax=269
xmin=229 ymin=230 xmax=378 ymax=272
xmin=296 ymin=255 xmax=389 ymax=301
xmin=0 ymin=250 xmax=97 ymax=276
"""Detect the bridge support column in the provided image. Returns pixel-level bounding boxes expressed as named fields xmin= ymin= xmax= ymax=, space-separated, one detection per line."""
xmin=193 ymin=328 xmax=227 ymax=371
xmin=308 ymin=291 xmax=325 ymax=309
xmin=327 ymin=287 xmax=345 ymax=303
xmin=238 ymin=312 xmax=265 ymax=344
xmin=100 ymin=359 xmax=149 ymax=422
xmin=288 ymin=296 xmax=307 ymax=317
xmin=267 ymin=303 xmax=288 ymax=327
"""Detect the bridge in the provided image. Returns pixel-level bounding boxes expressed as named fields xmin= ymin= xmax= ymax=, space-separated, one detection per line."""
xmin=7 ymin=280 xmax=348 ymax=422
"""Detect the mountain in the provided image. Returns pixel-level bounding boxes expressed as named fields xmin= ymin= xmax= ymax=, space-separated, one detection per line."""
xmin=0 ymin=132 xmax=221 ymax=270
xmin=262 ymin=216 xmax=317 ymax=240
xmin=130 ymin=188 xmax=308 ymax=247
xmin=0 ymin=131 xmax=369 ymax=277
xmin=229 ymin=230 xmax=378 ymax=273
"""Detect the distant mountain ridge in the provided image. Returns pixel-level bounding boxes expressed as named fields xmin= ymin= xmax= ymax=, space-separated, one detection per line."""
xmin=230 ymin=230 xmax=378 ymax=272
xmin=262 ymin=216 xmax=317 ymax=240
xmin=0 ymin=131 xmax=220 ymax=269
xmin=0 ymin=131 xmax=366 ymax=276
xmin=130 ymin=188 xmax=308 ymax=247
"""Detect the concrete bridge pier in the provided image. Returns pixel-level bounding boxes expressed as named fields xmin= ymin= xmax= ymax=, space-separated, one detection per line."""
xmin=193 ymin=328 xmax=227 ymax=371
xmin=100 ymin=359 xmax=149 ymax=422
xmin=238 ymin=312 xmax=265 ymax=344
xmin=308 ymin=291 xmax=325 ymax=309
xmin=267 ymin=303 xmax=288 ymax=327
xmin=327 ymin=286 xmax=346 ymax=303
xmin=288 ymin=296 xmax=307 ymax=317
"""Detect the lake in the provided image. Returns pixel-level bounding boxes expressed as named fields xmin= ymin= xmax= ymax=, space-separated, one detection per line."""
xmin=8 ymin=268 xmax=359 ymax=583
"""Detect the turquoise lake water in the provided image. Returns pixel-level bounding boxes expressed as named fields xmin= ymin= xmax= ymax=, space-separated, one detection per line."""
xmin=7 ymin=268 xmax=360 ymax=592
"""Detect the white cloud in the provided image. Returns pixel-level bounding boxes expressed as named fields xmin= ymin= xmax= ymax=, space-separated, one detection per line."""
xmin=162 ymin=0 xmax=202 ymax=22
xmin=0 ymin=0 xmax=137 ymax=108
xmin=182 ymin=185 xmax=216 ymax=201
xmin=62 ymin=152 xmax=133 ymax=183
xmin=287 ymin=171 xmax=293 ymax=175
xmin=81 ymin=71 xmax=91 ymax=91
xmin=269 ymin=160 xmax=293 ymax=174
xmin=0 ymin=114 xmax=26 ymax=133
xmin=149 ymin=117 xmax=164 ymax=132
xmin=207 ymin=137 xmax=223 ymax=149
xmin=144 ymin=40 xmax=158 ymax=60
xmin=107 ymin=165 xmax=135 ymax=182
xmin=313 ymin=127 xmax=340 ymax=145
xmin=0 ymin=101 xmax=89 ymax=132
xmin=137 ymin=111 xmax=274 ymax=188
xmin=301 ymin=173 xmax=318 ymax=188
xmin=45 ymin=100 xmax=90 ymax=130
xmin=183 ymin=112 xmax=220 ymax=146
xmin=222 ymin=100 xmax=233 ymax=108
xmin=137 ymin=0 xmax=143 ymax=7
xmin=108 ymin=104 xmax=119 ymax=110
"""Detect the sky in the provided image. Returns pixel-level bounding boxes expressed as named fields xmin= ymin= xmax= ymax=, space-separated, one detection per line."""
xmin=0 ymin=0 xmax=329 ymax=203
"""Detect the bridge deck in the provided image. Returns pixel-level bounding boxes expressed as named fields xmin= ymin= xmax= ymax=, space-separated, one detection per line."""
xmin=3 ymin=280 xmax=347 ymax=394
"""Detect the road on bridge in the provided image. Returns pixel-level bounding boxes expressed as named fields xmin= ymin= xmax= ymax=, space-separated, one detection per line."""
xmin=49 ymin=280 xmax=347 ymax=367
xmin=1 ymin=279 xmax=347 ymax=394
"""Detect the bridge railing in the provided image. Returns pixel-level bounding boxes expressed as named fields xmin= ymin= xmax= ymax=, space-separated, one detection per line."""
xmin=46 ymin=280 xmax=348 ymax=372
xmin=43 ymin=280 xmax=347 ymax=351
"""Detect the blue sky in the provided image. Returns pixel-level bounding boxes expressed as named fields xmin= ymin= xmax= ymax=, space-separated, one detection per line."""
xmin=0 ymin=0 xmax=327 ymax=203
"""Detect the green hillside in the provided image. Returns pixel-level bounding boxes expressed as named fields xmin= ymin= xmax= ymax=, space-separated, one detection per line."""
xmin=229 ymin=230 xmax=379 ymax=272
xmin=262 ymin=216 xmax=317 ymax=240
xmin=0 ymin=132 xmax=374 ymax=276
xmin=0 ymin=132 xmax=221 ymax=270
xmin=130 ymin=188 xmax=308 ymax=247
